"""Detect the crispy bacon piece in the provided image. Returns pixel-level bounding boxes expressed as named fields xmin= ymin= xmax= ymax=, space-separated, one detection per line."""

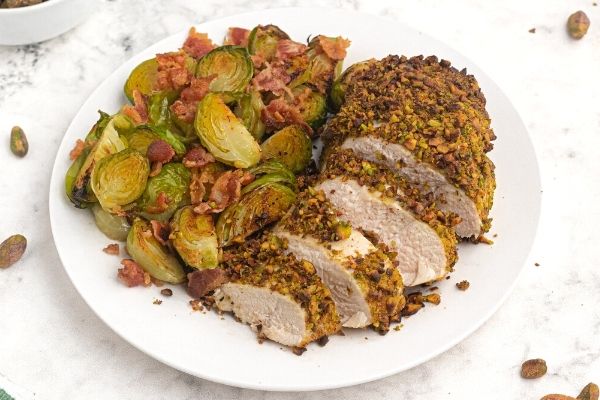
xmin=275 ymin=39 xmax=307 ymax=60
xmin=261 ymin=97 xmax=312 ymax=134
xmin=150 ymin=220 xmax=170 ymax=246
xmin=69 ymin=139 xmax=86 ymax=160
xmin=193 ymin=170 xmax=254 ymax=214
xmin=145 ymin=192 xmax=170 ymax=214
xmin=103 ymin=243 xmax=119 ymax=255
xmin=317 ymin=36 xmax=351 ymax=60
xmin=252 ymin=62 xmax=292 ymax=97
xmin=190 ymin=165 xmax=221 ymax=204
xmin=155 ymin=51 xmax=193 ymax=91
xmin=225 ymin=27 xmax=250 ymax=46
xmin=183 ymin=146 xmax=215 ymax=169
xmin=187 ymin=268 xmax=228 ymax=298
xmin=170 ymin=75 xmax=216 ymax=123
xmin=118 ymin=259 xmax=146 ymax=287
xmin=122 ymin=90 xmax=149 ymax=125
xmin=147 ymin=140 xmax=175 ymax=163
xmin=182 ymin=27 xmax=215 ymax=59
xmin=250 ymin=54 xmax=266 ymax=69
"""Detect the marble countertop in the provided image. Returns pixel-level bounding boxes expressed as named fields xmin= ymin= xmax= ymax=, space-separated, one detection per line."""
xmin=1 ymin=0 xmax=599 ymax=399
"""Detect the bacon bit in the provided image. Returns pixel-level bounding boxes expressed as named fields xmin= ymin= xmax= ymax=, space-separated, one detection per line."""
xmin=275 ymin=39 xmax=307 ymax=60
xmin=224 ymin=27 xmax=250 ymax=46
xmin=69 ymin=139 xmax=86 ymax=160
xmin=250 ymin=54 xmax=266 ymax=69
xmin=147 ymin=140 xmax=175 ymax=163
xmin=183 ymin=146 xmax=215 ymax=169
xmin=118 ymin=259 xmax=146 ymax=287
xmin=155 ymin=51 xmax=193 ymax=91
xmin=153 ymin=298 xmax=163 ymax=305
xmin=193 ymin=170 xmax=254 ymax=214
xmin=170 ymin=75 xmax=216 ymax=123
xmin=182 ymin=27 xmax=215 ymax=59
xmin=187 ymin=268 xmax=228 ymax=298
xmin=261 ymin=98 xmax=312 ymax=134
xmin=150 ymin=220 xmax=170 ymax=246
xmin=121 ymin=90 xmax=149 ymax=125
xmin=189 ymin=299 xmax=204 ymax=312
xmin=317 ymin=36 xmax=351 ymax=60
xmin=146 ymin=192 xmax=170 ymax=214
xmin=102 ymin=243 xmax=119 ymax=255
xmin=252 ymin=62 xmax=292 ymax=97
xmin=143 ymin=272 xmax=152 ymax=287
xmin=189 ymin=165 xmax=221 ymax=204
xmin=149 ymin=161 xmax=163 ymax=177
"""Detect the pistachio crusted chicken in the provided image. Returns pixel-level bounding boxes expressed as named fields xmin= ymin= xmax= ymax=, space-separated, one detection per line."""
xmin=318 ymin=149 xmax=458 ymax=286
xmin=274 ymin=188 xmax=405 ymax=332
xmin=325 ymin=55 xmax=496 ymax=238
xmin=214 ymin=234 xmax=341 ymax=348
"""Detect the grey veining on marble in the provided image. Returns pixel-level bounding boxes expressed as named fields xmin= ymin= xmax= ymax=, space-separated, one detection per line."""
xmin=1 ymin=0 xmax=599 ymax=399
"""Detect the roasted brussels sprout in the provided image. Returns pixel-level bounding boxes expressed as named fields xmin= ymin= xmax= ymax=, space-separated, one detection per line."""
xmin=124 ymin=58 xmax=158 ymax=102
xmin=293 ymin=86 xmax=327 ymax=129
xmin=147 ymin=93 xmax=196 ymax=147
xmin=194 ymin=93 xmax=261 ymax=168
xmin=216 ymin=182 xmax=296 ymax=247
xmin=66 ymin=115 xmax=128 ymax=208
xmin=170 ymin=206 xmax=218 ymax=269
xmin=91 ymin=203 xmax=130 ymax=241
xmin=234 ymin=91 xmax=266 ymax=141
xmin=289 ymin=36 xmax=342 ymax=92
xmin=126 ymin=218 xmax=186 ymax=283
xmin=124 ymin=128 xmax=158 ymax=156
xmin=329 ymin=60 xmax=373 ymax=111
xmin=196 ymin=46 xmax=253 ymax=93
xmin=91 ymin=149 xmax=149 ymax=213
xmin=260 ymin=125 xmax=312 ymax=173
xmin=246 ymin=159 xmax=297 ymax=184
xmin=137 ymin=163 xmax=191 ymax=222
xmin=247 ymin=25 xmax=290 ymax=62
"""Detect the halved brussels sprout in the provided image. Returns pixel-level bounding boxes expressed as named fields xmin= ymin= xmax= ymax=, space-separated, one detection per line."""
xmin=91 ymin=203 xmax=130 ymax=241
xmin=126 ymin=218 xmax=186 ymax=283
xmin=329 ymin=60 xmax=373 ymax=111
xmin=260 ymin=124 xmax=312 ymax=173
xmin=124 ymin=128 xmax=158 ymax=156
xmin=247 ymin=159 xmax=297 ymax=182
xmin=146 ymin=93 xmax=197 ymax=146
xmin=66 ymin=116 xmax=128 ymax=208
xmin=91 ymin=149 xmax=149 ymax=213
xmin=196 ymin=46 xmax=253 ymax=93
xmin=293 ymin=86 xmax=327 ymax=129
xmin=124 ymin=58 xmax=158 ymax=103
xmin=289 ymin=37 xmax=342 ymax=92
xmin=194 ymin=93 xmax=261 ymax=168
xmin=247 ymin=25 xmax=289 ymax=62
xmin=216 ymin=182 xmax=296 ymax=247
xmin=234 ymin=91 xmax=266 ymax=142
xmin=171 ymin=206 xmax=218 ymax=270
xmin=137 ymin=163 xmax=191 ymax=222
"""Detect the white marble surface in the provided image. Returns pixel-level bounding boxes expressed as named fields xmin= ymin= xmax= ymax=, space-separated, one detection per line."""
xmin=1 ymin=0 xmax=599 ymax=398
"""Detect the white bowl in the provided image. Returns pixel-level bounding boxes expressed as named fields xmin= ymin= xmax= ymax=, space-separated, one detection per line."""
xmin=0 ymin=0 xmax=97 ymax=46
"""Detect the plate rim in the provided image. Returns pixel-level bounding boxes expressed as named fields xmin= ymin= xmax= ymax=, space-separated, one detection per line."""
xmin=48 ymin=6 xmax=542 ymax=392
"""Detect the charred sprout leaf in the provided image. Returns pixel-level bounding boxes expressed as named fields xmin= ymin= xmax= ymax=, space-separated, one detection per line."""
xmin=216 ymin=182 xmax=296 ymax=247
xmin=234 ymin=91 xmax=266 ymax=141
xmin=137 ymin=163 xmax=191 ymax=222
xmin=194 ymin=93 xmax=261 ymax=168
xmin=260 ymin=125 xmax=312 ymax=173
xmin=0 ymin=234 xmax=27 ymax=269
xmin=196 ymin=46 xmax=253 ymax=93
xmin=10 ymin=126 xmax=28 ymax=157
xmin=91 ymin=203 xmax=130 ymax=241
xmin=91 ymin=149 xmax=149 ymax=213
xmin=171 ymin=206 xmax=218 ymax=269
xmin=124 ymin=58 xmax=158 ymax=102
xmin=329 ymin=60 xmax=373 ymax=111
xmin=248 ymin=24 xmax=290 ymax=62
xmin=66 ymin=116 xmax=128 ymax=208
xmin=126 ymin=218 xmax=185 ymax=283
xmin=293 ymin=86 xmax=327 ymax=129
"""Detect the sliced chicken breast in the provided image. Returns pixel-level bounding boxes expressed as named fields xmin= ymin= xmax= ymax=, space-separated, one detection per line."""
xmin=319 ymin=151 xmax=458 ymax=286
xmin=214 ymin=234 xmax=341 ymax=349
xmin=274 ymin=190 xmax=405 ymax=332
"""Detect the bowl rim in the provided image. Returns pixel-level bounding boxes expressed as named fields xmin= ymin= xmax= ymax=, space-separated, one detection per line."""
xmin=0 ymin=0 xmax=67 ymax=14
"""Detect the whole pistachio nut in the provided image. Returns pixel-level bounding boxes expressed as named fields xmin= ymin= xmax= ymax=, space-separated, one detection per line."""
xmin=10 ymin=126 xmax=28 ymax=157
xmin=0 ymin=234 xmax=27 ymax=268
xmin=567 ymin=11 xmax=590 ymax=39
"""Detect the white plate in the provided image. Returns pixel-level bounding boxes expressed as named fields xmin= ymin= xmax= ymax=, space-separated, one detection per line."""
xmin=49 ymin=7 xmax=541 ymax=391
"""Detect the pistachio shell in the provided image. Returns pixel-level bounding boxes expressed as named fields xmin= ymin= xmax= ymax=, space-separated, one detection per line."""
xmin=0 ymin=234 xmax=27 ymax=269
xmin=10 ymin=126 xmax=28 ymax=157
